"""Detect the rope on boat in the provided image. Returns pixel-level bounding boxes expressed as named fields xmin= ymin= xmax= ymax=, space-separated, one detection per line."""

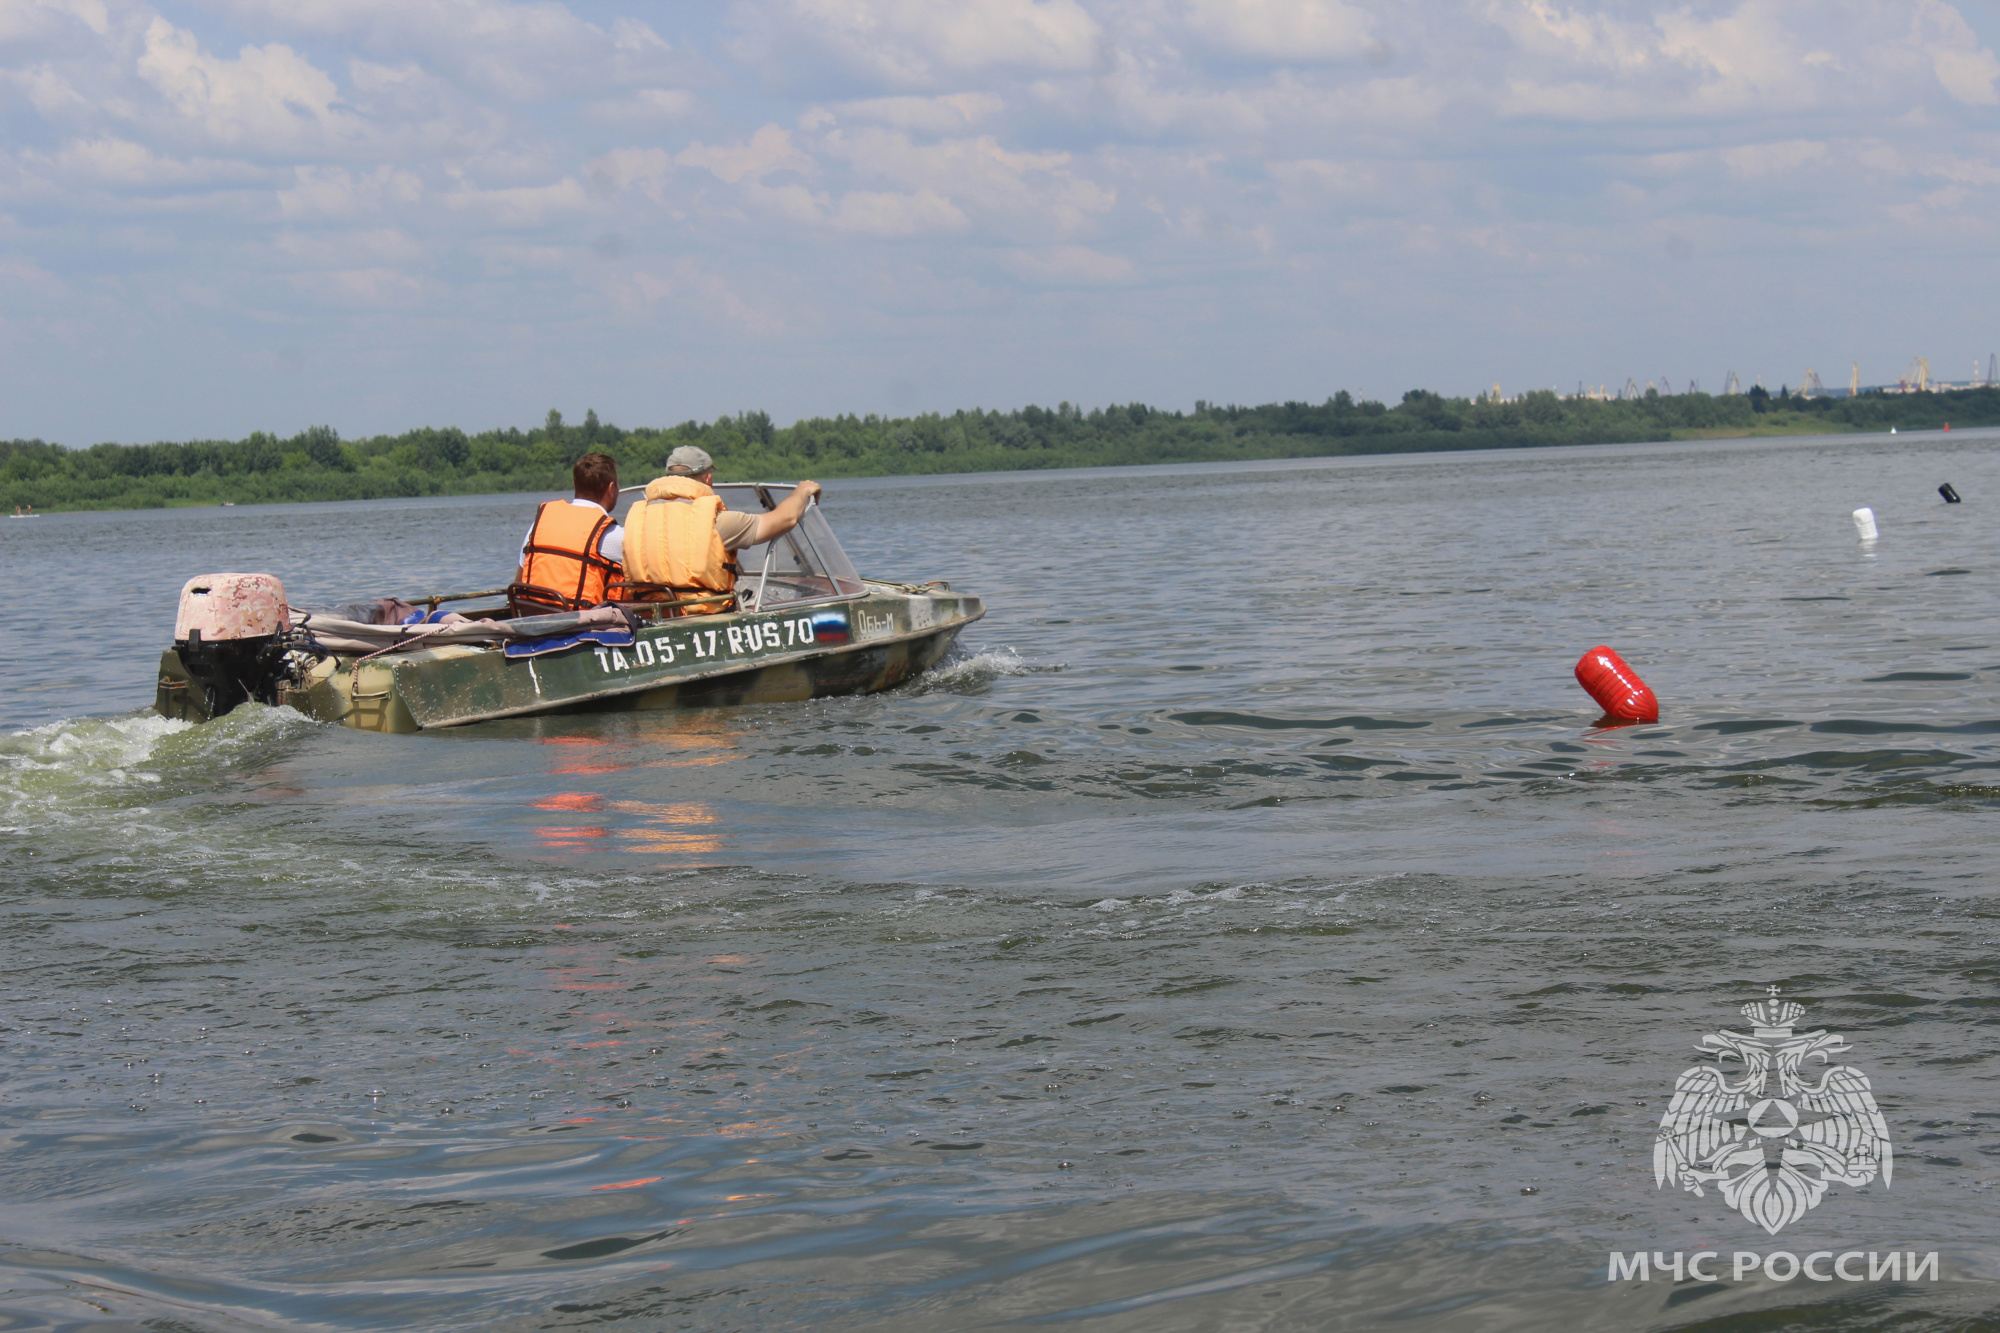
xmin=406 ymin=587 xmax=509 ymax=613
xmin=606 ymin=589 xmax=737 ymax=617
xmin=870 ymin=579 xmax=952 ymax=594
xmin=351 ymin=621 xmax=460 ymax=664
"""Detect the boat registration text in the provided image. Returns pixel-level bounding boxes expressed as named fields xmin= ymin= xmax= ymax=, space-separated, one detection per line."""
xmin=590 ymin=612 xmax=839 ymax=675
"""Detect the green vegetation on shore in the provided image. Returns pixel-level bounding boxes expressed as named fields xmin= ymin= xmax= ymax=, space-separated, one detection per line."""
xmin=5 ymin=385 xmax=1997 ymax=514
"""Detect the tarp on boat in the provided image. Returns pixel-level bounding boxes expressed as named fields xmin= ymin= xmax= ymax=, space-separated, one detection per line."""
xmin=293 ymin=605 xmax=634 ymax=657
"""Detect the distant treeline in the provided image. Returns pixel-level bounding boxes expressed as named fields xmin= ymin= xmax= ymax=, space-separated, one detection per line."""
xmin=5 ymin=386 xmax=1998 ymax=513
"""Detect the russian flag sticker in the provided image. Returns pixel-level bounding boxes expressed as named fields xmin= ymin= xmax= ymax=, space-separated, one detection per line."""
xmin=811 ymin=611 xmax=850 ymax=644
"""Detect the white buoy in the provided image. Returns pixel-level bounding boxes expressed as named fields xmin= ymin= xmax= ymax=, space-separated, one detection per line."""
xmin=1853 ymin=507 xmax=1878 ymax=541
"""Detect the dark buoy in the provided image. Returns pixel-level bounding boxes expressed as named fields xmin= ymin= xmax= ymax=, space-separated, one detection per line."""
xmin=1941 ymin=482 xmax=1962 ymax=503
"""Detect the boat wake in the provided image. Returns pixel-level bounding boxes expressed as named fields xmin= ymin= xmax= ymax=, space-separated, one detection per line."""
xmin=904 ymin=645 xmax=1057 ymax=694
xmin=0 ymin=706 xmax=309 ymax=832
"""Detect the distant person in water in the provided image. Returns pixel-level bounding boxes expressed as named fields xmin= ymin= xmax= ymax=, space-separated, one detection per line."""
xmin=512 ymin=452 xmax=624 ymax=613
xmin=620 ymin=445 xmax=822 ymax=614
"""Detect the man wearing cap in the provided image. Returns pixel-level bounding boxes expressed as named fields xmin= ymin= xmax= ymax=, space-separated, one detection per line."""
xmin=620 ymin=445 xmax=823 ymax=614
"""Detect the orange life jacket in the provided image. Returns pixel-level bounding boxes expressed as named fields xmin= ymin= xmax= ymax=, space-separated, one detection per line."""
xmin=621 ymin=476 xmax=739 ymax=615
xmin=515 ymin=501 xmax=621 ymax=611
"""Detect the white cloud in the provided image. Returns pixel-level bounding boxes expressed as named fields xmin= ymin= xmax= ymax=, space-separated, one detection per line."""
xmin=274 ymin=226 xmax=422 ymax=264
xmin=669 ymin=120 xmax=1114 ymax=240
xmin=29 ymin=136 xmax=265 ymax=188
xmin=1912 ymin=0 xmax=2000 ymax=105
xmin=0 ymin=256 xmax=71 ymax=300
xmin=135 ymin=17 xmax=357 ymax=150
xmin=828 ymin=187 xmax=960 ymax=233
xmin=1922 ymin=153 xmax=2000 ymax=187
xmin=202 ymin=0 xmax=681 ymax=100
xmin=586 ymin=146 xmax=676 ymax=201
xmin=828 ymin=187 xmax=966 ymax=234
xmin=1718 ymin=139 xmax=1832 ymax=178
xmin=610 ymin=16 xmax=668 ymax=55
xmin=1482 ymin=0 xmax=2000 ymax=123
xmin=6 ymin=0 xmax=2000 ymax=445
xmin=1931 ymin=46 xmax=2000 ymax=105
xmin=749 ymin=183 xmax=969 ymax=235
xmin=1266 ymin=157 xmax=1379 ymax=194
xmin=477 ymin=240 xmax=574 ymax=274
xmin=731 ymin=0 xmax=1102 ymax=89
xmin=0 ymin=0 xmax=111 ymax=43
xmin=614 ymin=257 xmax=785 ymax=334
xmin=443 ymin=175 xmax=590 ymax=225
xmin=815 ymin=92 xmax=1004 ymax=132
xmin=818 ymin=127 xmax=1114 ymax=234
xmin=677 ymin=124 xmax=815 ymax=184
xmin=585 ymin=87 xmax=699 ymax=123
xmin=1490 ymin=2 xmax=1826 ymax=119
xmin=277 ymin=164 xmax=423 ymax=217
xmin=288 ymin=263 xmax=428 ymax=305
xmin=6 ymin=61 xmax=106 ymax=118
xmin=1181 ymin=0 xmax=1373 ymax=63
xmin=1002 ymin=243 xmax=1133 ymax=284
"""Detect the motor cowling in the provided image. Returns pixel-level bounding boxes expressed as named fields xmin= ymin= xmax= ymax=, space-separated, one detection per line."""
xmin=175 ymin=573 xmax=292 ymax=719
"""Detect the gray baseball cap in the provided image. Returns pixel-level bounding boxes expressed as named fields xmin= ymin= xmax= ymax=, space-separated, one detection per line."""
xmin=664 ymin=445 xmax=713 ymax=473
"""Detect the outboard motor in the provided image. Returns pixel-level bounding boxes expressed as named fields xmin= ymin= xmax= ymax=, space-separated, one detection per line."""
xmin=174 ymin=573 xmax=292 ymax=719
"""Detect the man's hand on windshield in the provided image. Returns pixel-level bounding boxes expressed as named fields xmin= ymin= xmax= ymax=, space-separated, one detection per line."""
xmin=749 ymin=480 xmax=826 ymax=544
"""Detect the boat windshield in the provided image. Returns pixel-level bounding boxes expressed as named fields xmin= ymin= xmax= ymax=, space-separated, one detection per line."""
xmin=715 ymin=483 xmax=867 ymax=611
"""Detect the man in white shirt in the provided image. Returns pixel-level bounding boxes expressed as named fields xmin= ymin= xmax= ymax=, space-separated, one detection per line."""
xmin=513 ymin=452 xmax=626 ymax=612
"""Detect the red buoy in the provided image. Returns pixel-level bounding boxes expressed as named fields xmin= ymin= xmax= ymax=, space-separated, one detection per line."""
xmin=1574 ymin=645 xmax=1659 ymax=723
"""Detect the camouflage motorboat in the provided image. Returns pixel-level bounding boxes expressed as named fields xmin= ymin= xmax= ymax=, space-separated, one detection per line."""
xmin=153 ymin=485 xmax=983 ymax=734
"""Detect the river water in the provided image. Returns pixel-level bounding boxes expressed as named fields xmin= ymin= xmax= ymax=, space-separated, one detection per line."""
xmin=3 ymin=431 xmax=1999 ymax=1331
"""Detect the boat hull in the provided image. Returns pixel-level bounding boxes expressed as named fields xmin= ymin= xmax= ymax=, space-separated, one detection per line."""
xmin=156 ymin=586 xmax=982 ymax=733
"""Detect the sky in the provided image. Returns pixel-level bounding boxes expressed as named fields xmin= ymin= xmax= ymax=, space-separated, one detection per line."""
xmin=4 ymin=0 xmax=2000 ymax=444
